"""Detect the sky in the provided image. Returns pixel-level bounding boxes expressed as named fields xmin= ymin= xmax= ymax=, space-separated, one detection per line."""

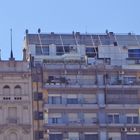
xmin=0 ymin=0 xmax=140 ymax=60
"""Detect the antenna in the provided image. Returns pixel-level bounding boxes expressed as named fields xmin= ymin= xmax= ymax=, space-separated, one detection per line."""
xmin=9 ymin=29 xmax=15 ymax=60
xmin=0 ymin=49 xmax=1 ymax=60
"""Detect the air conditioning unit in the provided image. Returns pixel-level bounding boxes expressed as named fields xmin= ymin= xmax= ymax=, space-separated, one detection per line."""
xmin=130 ymin=127 xmax=136 ymax=132
xmin=121 ymin=127 xmax=127 ymax=132
xmin=123 ymin=46 xmax=127 ymax=49
xmin=70 ymin=46 xmax=77 ymax=52
xmin=135 ymin=59 xmax=140 ymax=64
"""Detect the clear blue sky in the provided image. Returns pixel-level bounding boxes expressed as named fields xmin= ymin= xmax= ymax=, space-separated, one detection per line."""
xmin=0 ymin=0 xmax=140 ymax=60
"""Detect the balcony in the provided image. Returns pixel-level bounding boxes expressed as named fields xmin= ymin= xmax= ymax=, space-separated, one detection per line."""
xmin=44 ymin=103 xmax=98 ymax=110
xmin=106 ymin=104 xmax=140 ymax=109
xmin=106 ymin=79 xmax=140 ymax=89
xmin=0 ymin=94 xmax=30 ymax=103
xmin=106 ymin=96 xmax=140 ymax=104
xmin=44 ymin=119 xmax=98 ymax=129
xmin=6 ymin=117 xmax=19 ymax=124
xmin=44 ymin=82 xmax=98 ymax=89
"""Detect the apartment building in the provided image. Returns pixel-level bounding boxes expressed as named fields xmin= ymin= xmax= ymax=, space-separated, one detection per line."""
xmin=0 ymin=53 xmax=33 ymax=140
xmin=24 ymin=30 xmax=140 ymax=140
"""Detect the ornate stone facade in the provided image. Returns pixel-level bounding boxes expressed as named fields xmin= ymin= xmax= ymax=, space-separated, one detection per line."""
xmin=0 ymin=60 xmax=33 ymax=140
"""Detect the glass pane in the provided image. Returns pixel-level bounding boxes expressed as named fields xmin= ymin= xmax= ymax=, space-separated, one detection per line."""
xmin=133 ymin=116 xmax=138 ymax=124
xmin=127 ymin=116 xmax=132 ymax=123
xmin=108 ymin=115 xmax=113 ymax=123
xmin=114 ymin=115 xmax=119 ymax=123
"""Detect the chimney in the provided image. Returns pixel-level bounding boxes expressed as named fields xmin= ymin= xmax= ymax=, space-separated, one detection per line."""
xmin=23 ymin=48 xmax=26 ymax=61
xmin=25 ymin=29 xmax=29 ymax=34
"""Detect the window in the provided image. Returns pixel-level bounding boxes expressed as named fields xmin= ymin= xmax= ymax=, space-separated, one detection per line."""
xmin=126 ymin=114 xmax=139 ymax=124
xmin=128 ymin=49 xmax=140 ymax=59
xmin=84 ymin=113 xmax=97 ymax=124
xmin=48 ymin=96 xmax=62 ymax=104
xmin=49 ymin=134 xmax=63 ymax=140
xmin=43 ymin=46 xmax=49 ymax=55
xmin=14 ymin=85 xmax=21 ymax=95
xmin=123 ymin=76 xmax=136 ymax=85
xmin=34 ymin=111 xmax=43 ymax=120
xmin=107 ymin=114 xmax=119 ymax=124
xmin=8 ymin=107 xmax=17 ymax=123
xmin=34 ymin=92 xmax=43 ymax=101
xmin=56 ymin=46 xmax=70 ymax=55
xmin=108 ymin=133 xmax=121 ymax=140
xmin=68 ymin=132 xmax=79 ymax=140
xmin=83 ymin=94 xmax=96 ymax=104
xmin=113 ymin=41 xmax=118 ymax=46
xmin=36 ymin=45 xmax=49 ymax=55
xmin=35 ymin=131 xmax=43 ymax=140
xmin=3 ymin=85 xmax=10 ymax=94
xmin=36 ymin=46 xmax=42 ymax=55
xmin=67 ymin=95 xmax=78 ymax=104
xmin=9 ymin=133 xmax=18 ymax=140
xmin=68 ymin=113 xmax=78 ymax=123
xmin=52 ymin=118 xmax=60 ymax=124
xmin=49 ymin=113 xmax=62 ymax=124
xmin=86 ymin=47 xmax=96 ymax=57
xmin=85 ymin=134 xmax=98 ymax=140
xmin=56 ymin=46 xmax=64 ymax=55
xmin=67 ymin=98 xmax=78 ymax=104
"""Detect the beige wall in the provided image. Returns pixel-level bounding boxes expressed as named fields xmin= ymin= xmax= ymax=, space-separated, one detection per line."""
xmin=0 ymin=60 xmax=33 ymax=140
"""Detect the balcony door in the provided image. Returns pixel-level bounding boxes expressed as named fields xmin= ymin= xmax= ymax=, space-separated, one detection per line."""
xmin=9 ymin=133 xmax=17 ymax=140
xmin=8 ymin=107 xmax=17 ymax=123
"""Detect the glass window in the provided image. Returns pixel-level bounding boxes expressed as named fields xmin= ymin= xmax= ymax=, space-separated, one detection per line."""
xmin=83 ymin=94 xmax=96 ymax=104
xmin=49 ymin=113 xmax=62 ymax=124
xmin=3 ymin=85 xmax=10 ymax=94
xmin=133 ymin=116 xmax=139 ymax=124
xmin=68 ymin=113 xmax=78 ymax=122
xmin=108 ymin=132 xmax=121 ymax=140
xmin=56 ymin=46 xmax=64 ymax=55
xmin=36 ymin=46 xmax=49 ymax=55
xmin=14 ymin=85 xmax=21 ymax=95
xmin=108 ymin=114 xmax=119 ymax=124
xmin=64 ymin=46 xmax=70 ymax=53
xmin=86 ymin=47 xmax=96 ymax=57
xmin=114 ymin=115 xmax=119 ymax=123
xmin=36 ymin=46 xmax=42 ymax=55
xmin=52 ymin=118 xmax=58 ymax=123
xmin=49 ymin=96 xmax=62 ymax=104
xmin=67 ymin=98 xmax=78 ymax=104
xmin=68 ymin=132 xmax=79 ymax=140
xmin=126 ymin=115 xmax=139 ymax=124
xmin=127 ymin=116 xmax=132 ymax=123
xmin=43 ymin=47 xmax=49 ymax=55
xmin=108 ymin=115 xmax=113 ymax=123
xmin=49 ymin=134 xmax=63 ymax=140
xmin=84 ymin=113 xmax=97 ymax=124
xmin=85 ymin=134 xmax=98 ymax=140
xmin=123 ymin=76 xmax=136 ymax=85
xmin=128 ymin=49 xmax=140 ymax=58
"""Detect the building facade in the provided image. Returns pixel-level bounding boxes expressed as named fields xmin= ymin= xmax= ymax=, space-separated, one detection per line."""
xmin=24 ymin=30 xmax=140 ymax=140
xmin=0 ymin=57 xmax=33 ymax=140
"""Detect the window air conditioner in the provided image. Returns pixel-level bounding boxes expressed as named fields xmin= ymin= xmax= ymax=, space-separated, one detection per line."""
xmin=121 ymin=127 xmax=127 ymax=132
xmin=130 ymin=127 xmax=136 ymax=132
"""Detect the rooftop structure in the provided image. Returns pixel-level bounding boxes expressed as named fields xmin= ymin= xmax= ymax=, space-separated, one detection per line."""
xmin=24 ymin=30 xmax=140 ymax=140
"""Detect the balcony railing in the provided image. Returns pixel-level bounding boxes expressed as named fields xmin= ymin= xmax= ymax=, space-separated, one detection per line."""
xmin=6 ymin=117 xmax=19 ymax=124
xmin=106 ymin=97 xmax=140 ymax=104
xmin=46 ymin=118 xmax=98 ymax=126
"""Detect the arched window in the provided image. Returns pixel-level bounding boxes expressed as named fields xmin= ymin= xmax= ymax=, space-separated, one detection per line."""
xmin=14 ymin=85 xmax=21 ymax=95
xmin=3 ymin=85 xmax=10 ymax=94
xmin=9 ymin=132 xmax=17 ymax=140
